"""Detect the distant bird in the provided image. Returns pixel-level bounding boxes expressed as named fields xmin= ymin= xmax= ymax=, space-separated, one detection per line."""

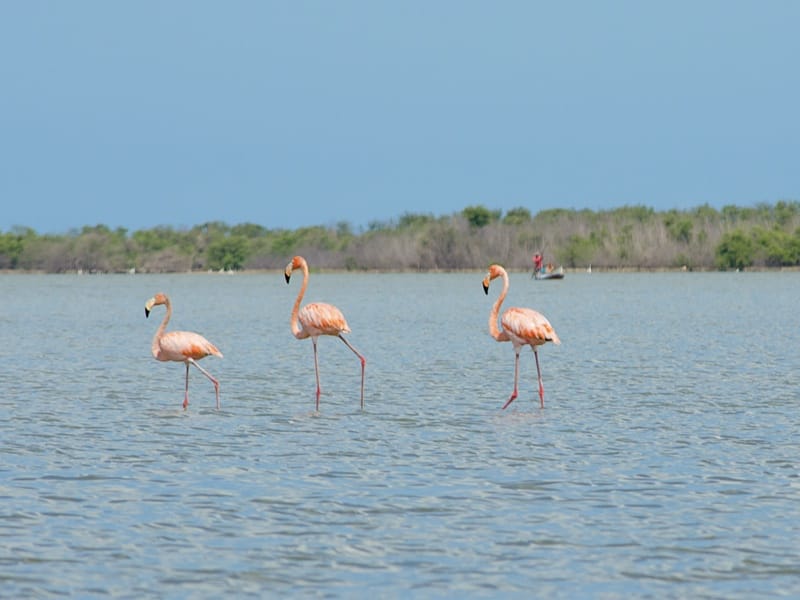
xmin=145 ymin=292 xmax=223 ymax=410
xmin=482 ymin=264 xmax=560 ymax=409
xmin=285 ymin=255 xmax=366 ymax=411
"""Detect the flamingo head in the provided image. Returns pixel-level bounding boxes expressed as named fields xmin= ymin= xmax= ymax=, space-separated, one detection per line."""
xmin=144 ymin=292 xmax=168 ymax=318
xmin=284 ymin=255 xmax=307 ymax=284
xmin=482 ymin=264 xmax=504 ymax=294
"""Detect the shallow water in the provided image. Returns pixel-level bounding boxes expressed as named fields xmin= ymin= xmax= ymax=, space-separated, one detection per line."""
xmin=1 ymin=271 xmax=799 ymax=598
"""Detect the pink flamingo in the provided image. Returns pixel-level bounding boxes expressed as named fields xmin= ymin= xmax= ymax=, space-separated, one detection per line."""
xmin=285 ymin=255 xmax=366 ymax=411
xmin=483 ymin=264 xmax=560 ymax=409
xmin=145 ymin=292 xmax=223 ymax=410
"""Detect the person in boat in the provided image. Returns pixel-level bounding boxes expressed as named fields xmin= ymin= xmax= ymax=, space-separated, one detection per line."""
xmin=532 ymin=253 xmax=544 ymax=275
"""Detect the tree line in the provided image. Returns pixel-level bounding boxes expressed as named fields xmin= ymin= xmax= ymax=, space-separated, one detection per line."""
xmin=2 ymin=201 xmax=800 ymax=273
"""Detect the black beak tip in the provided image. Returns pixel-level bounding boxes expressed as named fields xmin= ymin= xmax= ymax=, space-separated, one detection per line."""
xmin=284 ymin=274 xmax=290 ymax=284
xmin=145 ymin=308 xmax=150 ymax=318
xmin=483 ymin=284 xmax=489 ymax=295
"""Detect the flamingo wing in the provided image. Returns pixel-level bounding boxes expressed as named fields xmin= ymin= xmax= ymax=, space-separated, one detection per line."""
xmin=501 ymin=307 xmax=561 ymax=346
xmin=157 ymin=331 xmax=223 ymax=361
xmin=299 ymin=302 xmax=350 ymax=336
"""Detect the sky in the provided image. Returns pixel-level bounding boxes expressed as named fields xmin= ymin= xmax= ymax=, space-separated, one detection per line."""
xmin=2 ymin=1 xmax=799 ymax=234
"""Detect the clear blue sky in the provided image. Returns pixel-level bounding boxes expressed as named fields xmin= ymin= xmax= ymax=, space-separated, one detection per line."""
xmin=2 ymin=2 xmax=799 ymax=234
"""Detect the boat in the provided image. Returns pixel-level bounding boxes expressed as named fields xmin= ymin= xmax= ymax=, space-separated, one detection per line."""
xmin=533 ymin=265 xmax=565 ymax=280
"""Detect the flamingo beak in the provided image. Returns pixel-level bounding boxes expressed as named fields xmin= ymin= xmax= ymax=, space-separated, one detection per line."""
xmin=145 ymin=307 xmax=151 ymax=318
xmin=483 ymin=282 xmax=489 ymax=295
xmin=284 ymin=272 xmax=291 ymax=284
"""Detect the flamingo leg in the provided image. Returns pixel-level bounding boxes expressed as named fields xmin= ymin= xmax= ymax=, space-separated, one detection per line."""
xmin=312 ymin=338 xmax=322 ymax=411
xmin=533 ymin=346 xmax=544 ymax=409
xmin=188 ymin=358 xmax=221 ymax=410
xmin=339 ymin=334 xmax=366 ymax=410
xmin=502 ymin=348 xmax=521 ymax=409
xmin=183 ymin=363 xmax=190 ymax=409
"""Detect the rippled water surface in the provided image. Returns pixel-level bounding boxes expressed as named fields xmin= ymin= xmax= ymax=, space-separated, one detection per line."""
xmin=2 ymin=271 xmax=799 ymax=598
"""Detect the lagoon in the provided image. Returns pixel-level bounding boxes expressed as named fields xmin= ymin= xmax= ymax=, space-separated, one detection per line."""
xmin=1 ymin=271 xmax=799 ymax=597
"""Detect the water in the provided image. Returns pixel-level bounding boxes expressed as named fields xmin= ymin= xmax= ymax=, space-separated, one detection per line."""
xmin=2 ymin=271 xmax=799 ymax=598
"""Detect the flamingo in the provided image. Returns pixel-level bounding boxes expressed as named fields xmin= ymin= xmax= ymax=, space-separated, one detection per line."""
xmin=285 ymin=255 xmax=366 ymax=411
xmin=144 ymin=292 xmax=223 ymax=410
xmin=482 ymin=264 xmax=560 ymax=409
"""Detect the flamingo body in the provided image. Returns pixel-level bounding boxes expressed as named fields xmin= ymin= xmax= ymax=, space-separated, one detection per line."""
xmin=153 ymin=330 xmax=222 ymax=363
xmin=145 ymin=292 xmax=222 ymax=410
xmin=285 ymin=256 xmax=366 ymax=411
xmin=297 ymin=302 xmax=351 ymax=339
xmin=500 ymin=307 xmax=559 ymax=349
xmin=482 ymin=264 xmax=560 ymax=409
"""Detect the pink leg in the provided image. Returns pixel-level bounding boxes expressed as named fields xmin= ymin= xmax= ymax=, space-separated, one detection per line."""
xmin=533 ymin=347 xmax=544 ymax=409
xmin=502 ymin=349 xmax=521 ymax=409
xmin=339 ymin=335 xmax=366 ymax=409
xmin=312 ymin=338 xmax=322 ymax=411
xmin=188 ymin=358 xmax=221 ymax=410
xmin=183 ymin=363 xmax=190 ymax=409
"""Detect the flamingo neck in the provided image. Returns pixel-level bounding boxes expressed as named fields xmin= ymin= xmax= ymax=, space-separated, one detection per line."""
xmin=152 ymin=297 xmax=171 ymax=357
xmin=489 ymin=270 xmax=509 ymax=341
xmin=290 ymin=261 xmax=309 ymax=338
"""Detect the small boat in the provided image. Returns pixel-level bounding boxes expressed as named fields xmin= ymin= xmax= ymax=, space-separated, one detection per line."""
xmin=533 ymin=265 xmax=565 ymax=280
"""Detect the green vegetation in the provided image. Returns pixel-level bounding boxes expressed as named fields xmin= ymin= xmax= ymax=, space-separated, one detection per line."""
xmin=2 ymin=201 xmax=800 ymax=272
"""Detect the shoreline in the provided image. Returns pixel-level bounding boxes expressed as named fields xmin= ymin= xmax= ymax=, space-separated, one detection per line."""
xmin=3 ymin=266 xmax=800 ymax=276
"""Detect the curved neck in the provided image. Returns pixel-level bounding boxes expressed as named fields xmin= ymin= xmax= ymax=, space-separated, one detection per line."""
xmin=488 ymin=270 xmax=509 ymax=341
xmin=290 ymin=260 xmax=309 ymax=338
xmin=152 ymin=297 xmax=171 ymax=356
